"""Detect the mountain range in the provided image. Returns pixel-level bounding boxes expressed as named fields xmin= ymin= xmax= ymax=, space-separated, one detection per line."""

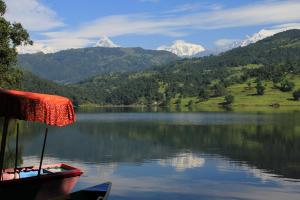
xmin=16 ymin=23 xmax=300 ymax=58
xmin=159 ymin=24 xmax=300 ymax=57
xmin=18 ymin=47 xmax=178 ymax=83
xmin=19 ymin=29 xmax=300 ymax=106
xmin=72 ymin=29 xmax=300 ymax=105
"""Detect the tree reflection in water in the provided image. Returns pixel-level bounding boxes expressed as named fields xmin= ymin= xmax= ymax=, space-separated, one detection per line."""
xmin=13 ymin=112 xmax=300 ymax=180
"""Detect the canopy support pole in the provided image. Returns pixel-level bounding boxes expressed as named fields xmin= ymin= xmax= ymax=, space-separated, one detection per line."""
xmin=14 ymin=123 xmax=19 ymax=179
xmin=38 ymin=126 xmax=48 ymax=176
xmin=0 ymin=117 xmax=9 ymax=180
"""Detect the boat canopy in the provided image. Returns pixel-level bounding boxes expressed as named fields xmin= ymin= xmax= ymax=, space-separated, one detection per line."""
xmin=0 ymin=89 xmax=77 ymax=179
xmin=0 ymin=89 xmax=75 ymax=127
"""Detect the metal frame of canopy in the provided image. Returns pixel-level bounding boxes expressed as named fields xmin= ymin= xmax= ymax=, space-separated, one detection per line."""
xmin=0 ymin=118 xmax=49 ymax=179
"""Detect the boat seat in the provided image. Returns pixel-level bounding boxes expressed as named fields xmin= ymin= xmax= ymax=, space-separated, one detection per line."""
xmin=19 ymin=169 xmax=52 ymax=178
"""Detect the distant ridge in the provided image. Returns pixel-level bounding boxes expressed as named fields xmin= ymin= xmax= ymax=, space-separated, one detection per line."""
xmin=229 ymin=24 xmax=300 ymax=49
xmin=18 ymin=46 xmax=178 ymax=83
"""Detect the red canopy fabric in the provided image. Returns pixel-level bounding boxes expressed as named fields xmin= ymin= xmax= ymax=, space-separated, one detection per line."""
xmin=0 ymin=89 xmax=76 ymax=127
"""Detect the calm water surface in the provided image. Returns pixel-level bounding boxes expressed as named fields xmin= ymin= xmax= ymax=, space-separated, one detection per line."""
xmin=6 ymin=111 xmax=300 ymax=199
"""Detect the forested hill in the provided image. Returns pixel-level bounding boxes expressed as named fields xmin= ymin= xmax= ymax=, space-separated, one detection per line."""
xmin=17 ymin=30 xmax=300 ymax=107
xmin=18 ymin=47 xmax=178 ymax=83
xmin=72 ymin=29 xmax=300 ymax=106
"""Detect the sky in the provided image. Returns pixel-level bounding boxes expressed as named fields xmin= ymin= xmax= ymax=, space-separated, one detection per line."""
xmin=4 ymin=0 xmax=300 ymax=52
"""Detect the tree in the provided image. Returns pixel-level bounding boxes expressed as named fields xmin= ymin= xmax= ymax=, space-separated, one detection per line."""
xmin=187 ymin=100 xmax=194 ymax=107
xmin=256 ymin=80 xmax=265 ymax=95
xmin=0 ymin=0 xmax=32 ymax=88
xmin=246 ymin=81 xmax=252 ymax=90
xmin=212 ymin=83 xmax=226 ymax=97
xmin=279 ymin=79 xmax=295 ymax=92
xmin=198 ymin=87 xmax=210 ymax=101
xmin=224 ymin=94 xmax=234 ymax=105
xmin=175 ymin=98 xmax=181 ymax=105
xmin=293 ymin=89 xmax=300 ymax=101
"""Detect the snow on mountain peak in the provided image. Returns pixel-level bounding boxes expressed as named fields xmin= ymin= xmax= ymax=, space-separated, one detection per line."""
xmin=239 ymin=24 xmax=300 ymax=47
xmin=95 ymin=36 xmax=119 ymax=48
xmin=17 ymin=42 xmax=57 ymax=54
xmin=157 ymin=40 xmax=205 ymax=57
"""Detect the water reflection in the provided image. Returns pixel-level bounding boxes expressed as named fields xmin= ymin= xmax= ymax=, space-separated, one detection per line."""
xmin=159 ymin=153 xmax=205 ymax=172
xmin=2 ymin=112 xmax=300 ymax=199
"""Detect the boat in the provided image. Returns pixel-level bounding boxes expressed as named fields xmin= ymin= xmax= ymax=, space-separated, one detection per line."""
xmin=0 ymin=89 xmax=83 ymax=199
xmin=0 ymin=164 xmax=83 ymax=199
xmin=53 ymin=182 xmax=112 ymax=200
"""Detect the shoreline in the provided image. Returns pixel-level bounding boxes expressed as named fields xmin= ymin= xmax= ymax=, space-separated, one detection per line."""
xmin=78 ymin=103 xmax=300 ymax=113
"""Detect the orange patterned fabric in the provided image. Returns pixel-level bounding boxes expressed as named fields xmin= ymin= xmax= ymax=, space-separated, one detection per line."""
xmin=0 ymin=89 xmax=75 ymax=127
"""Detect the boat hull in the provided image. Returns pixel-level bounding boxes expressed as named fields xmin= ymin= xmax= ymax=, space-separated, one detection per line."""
xmin=0 ymin=163 xmax=83 ymax=200
xmin=54 ymin=182 xmax=112 ymax=200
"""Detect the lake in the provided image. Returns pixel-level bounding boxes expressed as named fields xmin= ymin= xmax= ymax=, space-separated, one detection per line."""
xmin=5 ymin=110 xmax=300 ymax=200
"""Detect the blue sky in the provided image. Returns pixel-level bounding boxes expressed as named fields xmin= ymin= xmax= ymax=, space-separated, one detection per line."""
xmin=4 ymin=0 xmax=300 ymax=51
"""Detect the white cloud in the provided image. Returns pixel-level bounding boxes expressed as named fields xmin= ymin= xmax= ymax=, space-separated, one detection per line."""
xmin=271 ymin=22 xmax=300 ymax=29
xmin=214 ymin=39 xmax=239 ymax=47
xmin=14 ymin=0 xmax=300 ymax=52
xmin=159 ymin=153 xmax=205 ymax=171
xmin=165 ymin=3 xmax=223 ymax=14
xmin=32 ymin=14 xmax=187 ymax=51
xmin=186 ymin=0 xmax=300 ymax=29
xmin=4 ymin=0 xmax=64 ymax=31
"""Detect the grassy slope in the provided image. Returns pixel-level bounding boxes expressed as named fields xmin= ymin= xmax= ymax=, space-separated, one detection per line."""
xmin=81 ymin=75 xmax=300 ymax=112
xmin=169 ymin=75 xmax=300 ymax=112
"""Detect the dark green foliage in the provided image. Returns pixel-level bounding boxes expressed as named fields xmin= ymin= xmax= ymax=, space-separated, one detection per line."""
xmin=256 ymin=80 xmax=265 ymax=95
xmin=198 ymin=87 xmax=210 ymax=101
xmin=18 ymin=47 xmax=178 ymax=83
xmin=293 ymin=89 xmax=300 ymax=101
xmin=0 ymin=0 xmax=5 ymax=16
xmin=279 ymin=79 xmax=295 ymax=92
xmin=175 ymin=98 xmax=181 ymax=105
xmin=0 ymin=0 xmax=32 ymax=88
xmin=212 ymin=83 xmax=226 ymax=97
xmin=21 ymin=71 xmax=75 ymax=97
xmin=246 ymin=81 xmax=252 ymax=90
xmin=224 ymin=94 xmax=234 ymax=105
xmin=187 ymin=100 xmax=194 ymax=107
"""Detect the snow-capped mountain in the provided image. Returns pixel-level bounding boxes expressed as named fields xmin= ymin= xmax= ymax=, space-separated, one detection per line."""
xmin=95 ymin=36 xmax=119 ymax=48
xmin=238 ymin=24 xmax=300 ymax=47
xmin=215 ymin=24 xmax=300 ymax=52
xmin=158 ymin=40 xmax=205 ymax=57
xmin=17 ymin=36 xmax=120 ymax=54
xmin=17 ymin=42 xmax=57 ymax=54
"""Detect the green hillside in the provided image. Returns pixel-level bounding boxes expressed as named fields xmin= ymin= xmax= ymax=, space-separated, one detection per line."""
xmin=73 ymin=30 xmax=300 ymax=108
xmin=20 ymin=71 xmax=81 ymax=105
xmin=168 ymin=75 xmax=300 ymax=112
xmin=15 ymin=30 xmax=300 ymax=111
xmin=18 ymin=47 xmax=178 ymax=83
